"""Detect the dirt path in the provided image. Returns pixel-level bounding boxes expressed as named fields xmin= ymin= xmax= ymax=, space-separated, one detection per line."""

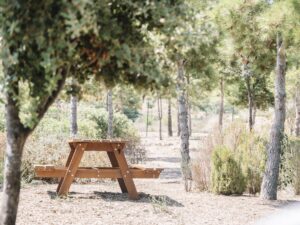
xmin=1 ymin=135 xmax=300 ymax=225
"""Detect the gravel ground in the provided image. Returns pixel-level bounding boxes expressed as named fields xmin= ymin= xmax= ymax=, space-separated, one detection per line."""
xmin=1 ymin=135 xmax=300 ymax=225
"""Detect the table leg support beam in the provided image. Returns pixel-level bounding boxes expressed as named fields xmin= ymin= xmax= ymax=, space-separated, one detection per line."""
xmin=57 ymin=143 xmax=87 ymax=196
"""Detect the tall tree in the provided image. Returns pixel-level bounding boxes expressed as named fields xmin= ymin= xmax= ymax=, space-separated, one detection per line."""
xmin=219 ymin=0 xmax=276 ymax=131
xmin=261 ymin=33 xmax=286 ymax=200
xmin=177 ymin=59 xmax=192 ymax=189
xmin=0 ymin=2 xmax=73 ymax=224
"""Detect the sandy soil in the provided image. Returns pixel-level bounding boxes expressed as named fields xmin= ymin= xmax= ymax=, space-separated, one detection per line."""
xmin=1 ymin=134 xmax=300 ymax=225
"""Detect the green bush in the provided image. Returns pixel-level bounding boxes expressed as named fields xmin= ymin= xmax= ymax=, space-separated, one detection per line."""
xmin=211 ymin=145 xmax=245 ymax=195
xmin=236 ymin=132 xmax=266 ymax=195
xmin=92 ymin=109 xmax=139 ymax=139
xmin=279 ymin=136 xmax=300 ymax=194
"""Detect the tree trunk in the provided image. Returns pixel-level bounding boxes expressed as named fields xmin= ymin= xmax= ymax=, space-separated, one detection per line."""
xmin=177 ymin=105 xmax=181 ymax=136
xmin=261 ymin=34 xmax=286 ymax=200
xmin=186 ymin=74 xmax=192 ymax=137
xmin=188 ymin=104 xmax=192 ymax=137
xmin=245 ymin=75 xmax=254 ymax=131
xmin=168 ymin=98 xmax=173 ymax=137
xmin=0 ymin=93 xmax=28 ymax=225
xmin=146 ymin=99 xmax=150 ymax=137
xmin=253 ymin=102 xmax=257 ymax=127
xmin=295 ymin=84 xmax=300 ymax=136
xmin=157 ymin=97 xmax=162 ymax=140
xmin=176 ymin=59 xmax=192 ymax=190
xmin=219 ymin=75 xmax=224 ymax=131
xmin=70 ymin=94 xmax=78 ymax=138
xmin=107 ymin=89 xmax=113 ymax=139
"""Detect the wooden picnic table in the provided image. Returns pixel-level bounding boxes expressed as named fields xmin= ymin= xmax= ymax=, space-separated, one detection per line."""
xmin=34 ymin=139 xmax=163 ymax=200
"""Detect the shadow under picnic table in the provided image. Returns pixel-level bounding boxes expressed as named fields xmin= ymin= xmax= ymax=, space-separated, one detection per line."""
xmin=46 ymin=190 xmax=183 ymax=207
xmin=93 ymin=191 xmax=184 ymax=207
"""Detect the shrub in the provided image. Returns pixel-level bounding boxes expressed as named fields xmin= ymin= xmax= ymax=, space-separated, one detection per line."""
xmin=235 ymin=132 xmax=267 ymax=195
xmin=279 ymin=136 xmax=300 ymax=194
xmin=193 ymin=120 xmax=266 ymax=194
xmin=91 ymin=109 xmax=145 ymax=163
xmin=211 ymin=145 xmax=245 ymax=195
xmin=192 ymin=135 xmax=214 ymax=191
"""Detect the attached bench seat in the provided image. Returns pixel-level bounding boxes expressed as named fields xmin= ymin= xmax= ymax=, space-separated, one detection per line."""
xmin=34 ymin=165 xmax=163 ymax=179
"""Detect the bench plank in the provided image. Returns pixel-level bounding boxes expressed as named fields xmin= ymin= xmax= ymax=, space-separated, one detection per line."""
xmin=34 ymin=166 xmax=162 ymax=179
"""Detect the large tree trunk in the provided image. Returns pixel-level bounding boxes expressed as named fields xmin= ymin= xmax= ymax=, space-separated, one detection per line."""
xmin=0 ymin=93 xmax=28 ymax=225
xmin=219 ymin=75 xmax=224 ymax=131
xmin=107 ymin=89 xmax=113 ymax=138
xmin=176 ymin=59 xmax=192 ymax=190
xmin=261 ymin=34 xmax=286 ymax=200
xmin=168 ymin=98 xmax=173 ymax=137
xmin=295 ymin=84 xmax=300 ymax=136
xmin=70 ymin=94 xmax=78 ymax=138
xmin=157 ymin=96 xmax=162 ymax=140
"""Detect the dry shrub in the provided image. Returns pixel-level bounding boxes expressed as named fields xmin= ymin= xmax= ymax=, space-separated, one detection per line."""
xmin=193 ymin=120 xmax=267 ymax=195
xmin=192 ymin=128 xmax=220 ymax=191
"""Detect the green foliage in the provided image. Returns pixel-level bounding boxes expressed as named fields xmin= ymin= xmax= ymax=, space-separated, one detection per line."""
xmin=235 ymin=132 xmax=266 ymax=194
xmin=279 ymin=136 xmax=300 ymax=194
xmin=222 ymin=121 xmax=267 ymax=194
xmin=0 ymin=1 xmax=75 ymax=129
xmin=216 ymin=0 xmax=275 ymax=111
xmin=114 ymin=85 xmax=142 ymax=122
xmin=211 ymin=145 xmax=245 ymax=195
xmin=92 ymin=109 xmax=139 ymax=140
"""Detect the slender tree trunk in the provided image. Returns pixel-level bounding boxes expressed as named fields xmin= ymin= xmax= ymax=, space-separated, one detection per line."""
xmin=176 ymin=59 xmax=192 ymax=190
xmin=219 ymin=75 xmax=224 ymax=131
xmin=146 ymin=99 xmax=150 ymax=137
xmin=232 ymin=106 xmax=235 ymax=122
xmin=0 ymin=93 xmax=28 ymax=225
xmin=253 ymin=102 xmax=257 ymax=127
xmin=107 ymin=89 xmax=113 ymax=139
xmin=168 ymin=98 xmax=173 ymax=137
xmin=261 ymin=34 xmax=286 ymax=200
xmin=177 ymin=105 xmax=181 ymax=136
xmin=188 ymin=104 xmax=192 ymax=137
xmin=70 ymin=94 xmax=78 ymax=138
xmin=157 ymin=96 xmax=162 ymax=140
xmin=186 ymin=74 xmax=192 ymax=136
xmin=295 ymin=84 xmax=300 ymax=136
xmin=245 ymin=76 xmax=254 ymax=131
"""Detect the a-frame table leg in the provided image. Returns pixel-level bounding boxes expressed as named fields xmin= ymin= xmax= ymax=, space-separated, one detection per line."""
xmin=56 ymin=143 xmax=75 ymax=192
xmin=111 ymin=144 xmax=138 ymax=200
xmin=57 ymin=143 xmax=87 ymax=196
xmin=107 ymin=152 xmax=128 ymax=193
